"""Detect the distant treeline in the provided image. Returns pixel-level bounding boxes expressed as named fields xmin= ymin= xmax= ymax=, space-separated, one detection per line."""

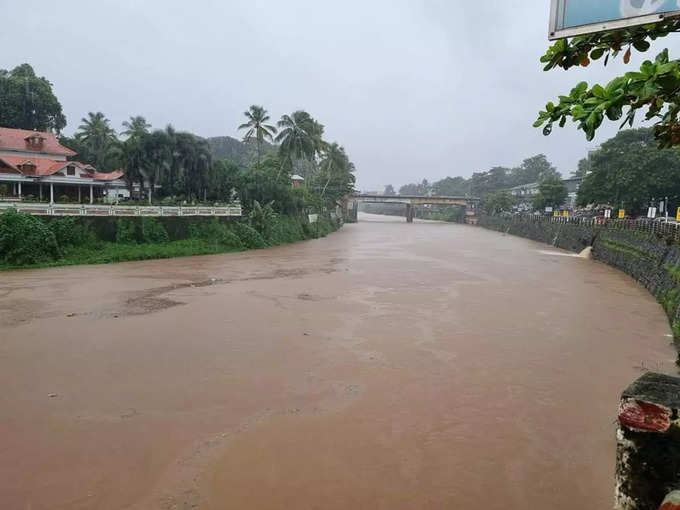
xmin=383 ymin=154 xmax=561 ymax=198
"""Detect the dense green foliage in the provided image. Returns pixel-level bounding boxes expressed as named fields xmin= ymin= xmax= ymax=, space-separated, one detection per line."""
xmin=576 ymin=128 xmax=680 ymax=214
xmin=532 ymin=177 xmax=568 ymax=211
xmin=536 ymin=20 xmax=680 ymax=147
xmin=207 ymin=136 xmax=275 ymax=167
xmin=0 ymin=210 xmax=340 ymax=269
xmin=0 ymin=210 xmax=59 ymax=265
xmin=0 ymin=64 xmax=66 ymax=132
xmin=57 ymin=108 xmax=354 ymax=214
xmin=396 ymin=155 xmax=558 ymax=202
xmin=481 ymin=191 xmax=515 ymax=215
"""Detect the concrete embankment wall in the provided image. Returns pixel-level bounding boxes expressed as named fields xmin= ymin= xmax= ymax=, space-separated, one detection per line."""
xmin=478 ymin=216 xmax=680 ymax=343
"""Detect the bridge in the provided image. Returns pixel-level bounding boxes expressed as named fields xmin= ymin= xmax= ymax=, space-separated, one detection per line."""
xmin=343 ymin=194 xmax=480 ymax=223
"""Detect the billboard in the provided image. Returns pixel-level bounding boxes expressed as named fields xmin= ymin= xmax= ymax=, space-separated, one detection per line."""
xmin=550 ymin=0 xmax=680 ymax=39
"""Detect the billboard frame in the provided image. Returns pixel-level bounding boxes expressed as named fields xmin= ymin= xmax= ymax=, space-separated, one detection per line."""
xmin=549 ymin=0 xmax=680 ymax=40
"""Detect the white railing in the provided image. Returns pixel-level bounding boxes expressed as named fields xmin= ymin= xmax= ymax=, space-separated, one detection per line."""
xmin=0 ymin=202 xmax=242 ymax=217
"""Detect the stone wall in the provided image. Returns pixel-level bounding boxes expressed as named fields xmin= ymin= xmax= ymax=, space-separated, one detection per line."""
xmin=478 ymin=215 xmax=596 ymax=252
xmin=478 ymin=215 xmax=680 ymax=349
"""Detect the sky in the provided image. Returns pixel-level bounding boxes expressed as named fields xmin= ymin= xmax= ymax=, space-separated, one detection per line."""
xmin=2 ymin=0 xmax=679 ymax=192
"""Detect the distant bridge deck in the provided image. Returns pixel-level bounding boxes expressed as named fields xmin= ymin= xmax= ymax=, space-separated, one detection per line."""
xmin=353 ymin=194 xmax=479 ymax=206
xmin=346 ymin=194 xmax=479 ymax=223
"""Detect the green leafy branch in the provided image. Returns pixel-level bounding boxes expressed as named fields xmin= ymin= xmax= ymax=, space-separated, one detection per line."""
xmin=535 ymin=49 xmax=680 ymax=146
xmin=542 ymin=18 xmax=680 ymax=71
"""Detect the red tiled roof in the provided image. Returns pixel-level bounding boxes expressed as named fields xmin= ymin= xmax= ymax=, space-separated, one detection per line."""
xmin=0 ymin=127 xmax=76 ymax=156
xmin=0 ymin=155 xmax=62 ymax=175
xmin=93 ymin=169 xmax=124 ymax=181
xmin=0 ymin=155 xmax=124 ymax=180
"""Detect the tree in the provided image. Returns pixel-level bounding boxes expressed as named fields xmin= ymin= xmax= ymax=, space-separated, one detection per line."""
xmin=141 ymin=129 xmax=171 ymax=203
xmin=432 ymin=176 xmax=470 ymax=196
xmin=205 ymin=159 xmax=240 ymax=202
xmin=384 ymin=184 xmax=396 ymax=196
xmin=275 ymin=111 xmax=316 ymax=173
xmin=75 ymin=112 xmax=117 ymax=169
xmin=316 ymin=142 xmax=356 ymax=202
xmin=112 ymin=116 xmax=152 ymax=196
xmin=534 ymin=19 xmax=680 ymax=147
xmin=532 ymin=176 xmax=568 ymax=212
xmin=110 ymin=136 xmax=145 ymax=198
xmin=121 ymin=115 xmax=151 ymax=139
xmin=509 ymin=155 xmax=559 ymax=186
xmin=469 ymin=167 xmax=509 ymax=196
xmin=576 ymin=127 xmax=680 ymax=214
xmin=238 ymin=106 xmax=277 ymax=166
xmin=399 ymin=179 xmax=431 ymax=196
xmin=481 ymin=191 xmax=514 ymax=215
xmin=238 ymin=153 xmax=307 ymax=215
xmin=0 ymin=64 xmax=66 ymax=132
xmin=572 ymin=157 xmax=592 ymax=179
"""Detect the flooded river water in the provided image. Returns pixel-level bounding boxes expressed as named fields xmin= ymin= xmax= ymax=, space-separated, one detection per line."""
xmin=0 ymin=213 xmax=676 ymax=509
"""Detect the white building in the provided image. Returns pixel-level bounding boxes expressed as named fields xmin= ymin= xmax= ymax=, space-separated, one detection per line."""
xmin=0 ymin=127 xmax=128 ymax=203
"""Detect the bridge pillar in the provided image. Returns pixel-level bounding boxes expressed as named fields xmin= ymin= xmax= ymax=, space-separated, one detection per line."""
xmin=615 ymin=373 xmax=680 ymax=509
xmin=406 ymin=204 xmax=414 ymax=223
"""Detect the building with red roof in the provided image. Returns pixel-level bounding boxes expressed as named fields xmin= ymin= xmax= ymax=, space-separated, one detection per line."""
xmin=0 ymin=126 xmax=128 ymax=203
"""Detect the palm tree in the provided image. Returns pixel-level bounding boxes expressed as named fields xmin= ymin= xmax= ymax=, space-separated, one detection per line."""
xmin=110 ymin=137 xmax=145 ymax=200
xmin=142 ymin=130 xmax=172 ymax=204
xmin=319 ymin=143 xmax=355 ymax=200
xmin=275 ymin=111 xmax=316 ymax=175
xmin=121 ymin=115 xmax=151 ymax=139
xmin=75 ymin=112 xmax=117 ymax=169
xmin=238 ymin=106 xmax=277 ymax=166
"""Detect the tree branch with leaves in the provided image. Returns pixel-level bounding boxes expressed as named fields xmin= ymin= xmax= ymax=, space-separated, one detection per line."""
xmin=535 ymin=20 xmax=680 ymax=147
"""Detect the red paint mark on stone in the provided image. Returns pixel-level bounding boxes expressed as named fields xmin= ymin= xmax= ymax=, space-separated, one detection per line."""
xmin=618 ymin=399 xmax=671 ymax=433
xmin=659 ymin=490 xmax=680 ymax=510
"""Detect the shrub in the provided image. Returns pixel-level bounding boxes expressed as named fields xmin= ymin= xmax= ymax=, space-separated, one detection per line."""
xmin=249 ymin=200 xmax=277 ymax=238
xmin=47 ymin=217 xmax=96 ymax=248
xmin=140 ymin=217 xmax=169 ymax=243
xmin=188 ymin=219 xmax=244 ymax=250
xmin=115 ymin=219 xmax=137 ymax=244
xmin=0 ymin=210 xmax=59 ymax=265
xmin=266 ymin=216 xmax=306 ymax=245
xmin=233 ymin=222 xmax=267 ymax=249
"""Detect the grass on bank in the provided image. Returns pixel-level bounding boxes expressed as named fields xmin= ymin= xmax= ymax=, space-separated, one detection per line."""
xmin=0 ymin=209 xmax=338 ymax=270
xmin=0 ymin=239 xmax=244 ymax=270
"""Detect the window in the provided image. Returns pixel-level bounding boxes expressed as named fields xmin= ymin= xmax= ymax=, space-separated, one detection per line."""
xmin=67 ymin=166 xmax=75 ymax=176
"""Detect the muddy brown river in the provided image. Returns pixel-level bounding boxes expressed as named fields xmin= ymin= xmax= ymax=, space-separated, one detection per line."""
xmin=0 ymin=213 xmax=676 ymax=509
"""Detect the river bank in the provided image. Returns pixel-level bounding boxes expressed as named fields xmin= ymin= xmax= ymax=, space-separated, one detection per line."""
xmin=0 ymin=211 xmax=340 ymax=270
xmin=479 ymin=215 xmax=680 ymax=359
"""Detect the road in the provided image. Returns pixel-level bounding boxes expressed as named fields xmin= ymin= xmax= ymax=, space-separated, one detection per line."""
xmin=0 ymin=213 xmax=675 ymax=509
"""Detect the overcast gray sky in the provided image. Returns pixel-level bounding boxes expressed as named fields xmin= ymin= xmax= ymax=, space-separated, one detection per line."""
xmin=2 ymin=0 xmax=678 ymax=191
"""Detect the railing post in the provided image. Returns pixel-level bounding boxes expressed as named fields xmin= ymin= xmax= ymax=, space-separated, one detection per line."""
xmin=616 ymin=373 xmax=680 ymax=509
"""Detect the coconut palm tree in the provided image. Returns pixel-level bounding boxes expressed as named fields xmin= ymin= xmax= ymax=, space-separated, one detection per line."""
xmin=75 ymin=112 xmax=117 ymax=169
xmin=319 ymin=143 xmax=355 ymax=200
xmin=275 ymin=111 xmax=316 ymax=174
xmin=121 ymin=115 xmax=151 ymax=139
xmin=110 ymin=136 xmax=145 ymax=200
xmin=238 ymin=106 xmax=277 ymax=166
xmin=141 ymin=130 xmax=172 ymax=204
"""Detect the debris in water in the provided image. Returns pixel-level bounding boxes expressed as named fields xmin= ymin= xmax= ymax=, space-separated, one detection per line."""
xmin=48 ymin=393 xmax=58 ymax=398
